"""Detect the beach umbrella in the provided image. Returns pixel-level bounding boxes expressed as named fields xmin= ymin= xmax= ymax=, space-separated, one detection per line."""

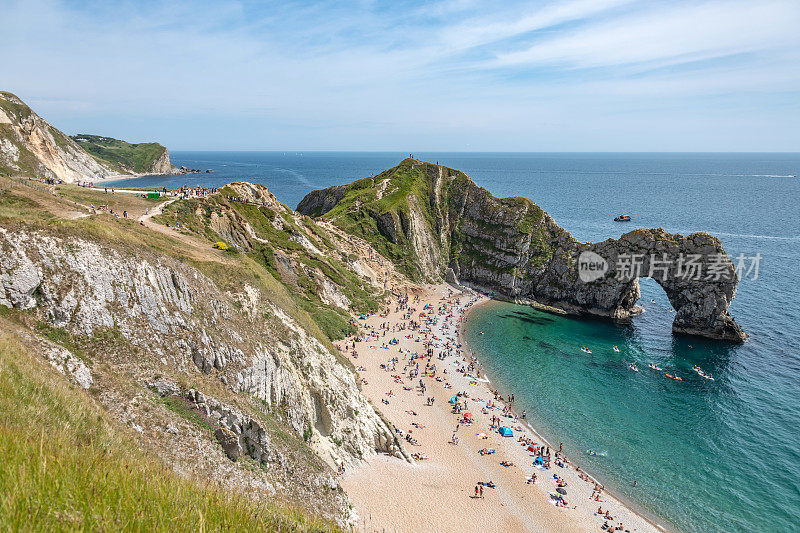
xmin=463 ymin=412 xmax=472 ymax=418
xmin=556 ymin=488 xmax=567 ymax=495
xmin=449 ymin=396 xmax=458 ymax=404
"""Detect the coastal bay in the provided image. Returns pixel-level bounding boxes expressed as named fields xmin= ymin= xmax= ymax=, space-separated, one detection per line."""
xmin=339 ymin=283 xmax=659 ymax=532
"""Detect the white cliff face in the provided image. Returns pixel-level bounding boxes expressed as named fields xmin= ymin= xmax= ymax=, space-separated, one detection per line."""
xmin=0 ymin=92 xmax=115 ymax=182
xmin=0 ymin=227 xmax=405 ymax=468
xmin=149 ymin=146 xmax=175 ymax=174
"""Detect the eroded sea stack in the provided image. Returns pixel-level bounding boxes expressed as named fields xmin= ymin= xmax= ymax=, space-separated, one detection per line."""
xmin=298 ymin=158 xmax=746 ymax=342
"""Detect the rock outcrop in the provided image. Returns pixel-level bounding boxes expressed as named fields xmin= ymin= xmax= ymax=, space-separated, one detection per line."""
xmin=0 ymin=227 xmax=407 ymax=466
xmin=149 ymin=145 xmax=175 ymax=174
xmin=298 ymin=159 xmax=746 ymax=342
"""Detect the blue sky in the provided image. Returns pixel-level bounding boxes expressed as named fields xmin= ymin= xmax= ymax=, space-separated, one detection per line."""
xmin=3 ymin=0 xmax=799 ymax=151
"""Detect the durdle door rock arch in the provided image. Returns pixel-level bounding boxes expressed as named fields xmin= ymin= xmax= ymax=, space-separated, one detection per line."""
xmin=298 ymin=159 xmax=747 ymax=342
xmin=489 ymin=228 xmax=748 ymax=343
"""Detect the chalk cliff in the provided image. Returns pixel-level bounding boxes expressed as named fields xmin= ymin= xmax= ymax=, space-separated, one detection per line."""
xmin=0 ymin=92 xmax=115 ymax=181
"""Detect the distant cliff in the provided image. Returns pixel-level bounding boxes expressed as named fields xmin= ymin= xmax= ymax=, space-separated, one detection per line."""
xmin=298 ymin=159 xmax=747 ymax=342
xmin=0 ymin=91 xmax=175 ymax=181
xmin=71 ymin=134 xmax=176 ymax=175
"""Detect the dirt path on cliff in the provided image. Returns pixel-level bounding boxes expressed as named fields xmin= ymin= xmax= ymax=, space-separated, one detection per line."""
xmin=137 ymin=198 xmax=233 ymax=264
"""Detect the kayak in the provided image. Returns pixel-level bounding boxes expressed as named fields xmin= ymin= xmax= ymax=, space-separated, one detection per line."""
xmin=665 ymin=373 xmax=683 ymax=381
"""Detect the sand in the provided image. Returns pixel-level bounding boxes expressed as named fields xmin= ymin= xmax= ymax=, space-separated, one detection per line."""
xmin=339 ymin=283 xmax=662 ymax=533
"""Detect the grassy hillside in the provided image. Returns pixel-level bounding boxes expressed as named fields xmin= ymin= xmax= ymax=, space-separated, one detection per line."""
xmin=0 ymin=328 xmax=337 ymax=532
xmin=300 ymin=159 xmax=464 ymax=280
xmin=0 ymin=177 xmax=380 ymax=524
xmin=71 ymin=134 xmax=169 ymax=174
xmin=156 ymin=184 xmax=384 ymax=341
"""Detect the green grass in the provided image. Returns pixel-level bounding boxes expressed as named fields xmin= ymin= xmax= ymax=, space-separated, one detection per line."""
xmin=296 ymin=299 xmax=356 ymax=341
xmin=157 ymin=192 xmax=382 ymax=341
xmin=314 ymin=159 xmax=445 ymax=280
xmin=0 ymin=331 xmax=338 ymax=532
xmin=71 ymin=134 xmax=170 ymax=174
xmin=0 ymin=189 xmax=54 ymax=222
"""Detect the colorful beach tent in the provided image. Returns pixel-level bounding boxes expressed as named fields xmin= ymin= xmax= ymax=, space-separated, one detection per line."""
xmin=499 ymin=426 xmax=513 ymax=437
xmin=449 ymin=396 xmax=458 ymax=404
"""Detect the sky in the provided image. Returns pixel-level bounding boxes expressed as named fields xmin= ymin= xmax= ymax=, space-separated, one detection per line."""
xmin=2 ymin=0 xmax=800 ymax=151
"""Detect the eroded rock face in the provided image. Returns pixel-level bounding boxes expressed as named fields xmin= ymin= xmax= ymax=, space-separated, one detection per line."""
xmin=148 ymin=147 xmax=175 ymax=174
xmin=0 ymin=227 xmax=407 ymax=466
xmin=445 ymin=179 xmax=747 ymax=342
xmin=0 ymin=92 xmax=115 ymax=182
xmin=299 ymin=160 xmax=746 ymax=342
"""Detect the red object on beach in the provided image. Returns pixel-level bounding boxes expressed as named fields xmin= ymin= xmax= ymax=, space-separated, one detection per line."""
xmin=463 ymin=412 xmax=472 ymax=418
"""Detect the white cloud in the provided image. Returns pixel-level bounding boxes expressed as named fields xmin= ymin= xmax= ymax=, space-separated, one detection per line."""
xmin=1 ymin=0 xmax=798 ymax=150
xmin=438 ymin=0 xmax=636 ymax=52
xmin=492 ymin=0 xmax=800 ymax=70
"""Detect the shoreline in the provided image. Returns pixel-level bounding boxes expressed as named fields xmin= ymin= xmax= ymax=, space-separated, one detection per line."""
xmin=459 ymin=297 xmax=670 ymax=533
xmin=339 ymin=283 xmax=662 ymax=532
xmin=94 ymin=170 xmax=183 ymax=184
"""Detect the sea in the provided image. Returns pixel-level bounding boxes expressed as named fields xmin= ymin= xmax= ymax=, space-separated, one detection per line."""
xmin=108 ymin=152 xmax=800 ymax=532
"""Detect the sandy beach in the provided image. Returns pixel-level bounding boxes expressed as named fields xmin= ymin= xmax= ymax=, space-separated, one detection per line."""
xmin=339 ymin=283 xmax=662 ymax=533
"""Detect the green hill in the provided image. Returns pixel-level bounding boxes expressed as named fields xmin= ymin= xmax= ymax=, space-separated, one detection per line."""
xmin=71 ymin=134 xmax=174 ymax=174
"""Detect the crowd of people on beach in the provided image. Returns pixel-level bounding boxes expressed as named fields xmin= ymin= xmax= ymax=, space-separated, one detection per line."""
xmin=335 ymin=282 xmax=640 ymax=533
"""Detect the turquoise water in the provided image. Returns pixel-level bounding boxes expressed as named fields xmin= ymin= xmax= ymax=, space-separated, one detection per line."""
xmin=112 ymin=152 xmax=800 ymax=532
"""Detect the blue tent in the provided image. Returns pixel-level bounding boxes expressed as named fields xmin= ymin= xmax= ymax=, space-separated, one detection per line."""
xmin=449 ymin=396 xmax=458 ymax=404
xmin=499 ymin=426 xmax=514 ymax=437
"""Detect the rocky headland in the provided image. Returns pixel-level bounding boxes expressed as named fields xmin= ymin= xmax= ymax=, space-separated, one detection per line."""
xmin=298 ymin=158 xmax=746 ymax=342
xmin=1 ymin=92 xmax=177 ymax=182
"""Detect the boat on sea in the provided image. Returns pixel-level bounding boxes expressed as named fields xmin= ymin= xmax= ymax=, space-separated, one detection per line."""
xmin=665 ymin=373 xmax=683 ymax=381
xmin=629 ymin=363 xmax=639 ymax=372
xmin=614 ymin=214 xmax=631 ymax=222
xmin=648 ymin=363 xmax=663 ymax=371
xmin=581 ymin=347 xmax=592 ymax=354
xmin=612 ymin=345 xmax=620 ymax=353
